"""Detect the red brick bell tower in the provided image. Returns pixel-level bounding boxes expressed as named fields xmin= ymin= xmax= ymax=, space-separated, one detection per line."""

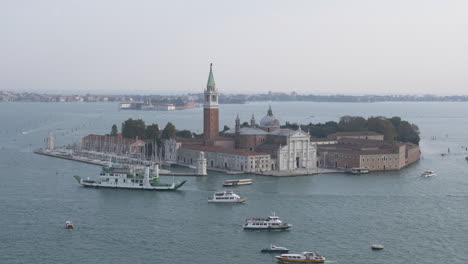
xmin=203 ymin=63 xmax=219 ymax=139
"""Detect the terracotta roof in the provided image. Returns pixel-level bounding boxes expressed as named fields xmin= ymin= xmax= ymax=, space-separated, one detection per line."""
xmin=181 ymin=144 xmax=269 ymax=156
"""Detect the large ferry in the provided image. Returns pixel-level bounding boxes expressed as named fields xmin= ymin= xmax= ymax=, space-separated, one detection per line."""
xmin=74 ymin=164 xmax=186 ymax=190
xmin=243 ymin=213 xmax=292 ymax=230
xmin=276 ymin=252 xmax=326 ymax=263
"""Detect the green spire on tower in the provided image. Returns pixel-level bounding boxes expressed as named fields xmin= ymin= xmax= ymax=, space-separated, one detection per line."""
xmin=207 ymin=63 xmax=216 ymax=90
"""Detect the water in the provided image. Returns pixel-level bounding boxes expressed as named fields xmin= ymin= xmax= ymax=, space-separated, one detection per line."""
xmin=1 ymin=101 xmax=468 ymax=264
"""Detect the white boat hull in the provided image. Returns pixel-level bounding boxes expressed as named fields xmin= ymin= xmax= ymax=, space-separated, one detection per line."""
xmin=208 ymin=198 xmax=246 ymax=203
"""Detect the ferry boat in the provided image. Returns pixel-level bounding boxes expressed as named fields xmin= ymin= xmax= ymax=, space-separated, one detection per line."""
xmin=421 ymin=170 xmax=436 ymax=177
xmin=261 ymin=244 xmax=289 ymax=253
xmin=223 ymin=179 xmax=252 ymax=187
xmin=65 ymin=221 xmax=74 ymax=230
xmin=74 ymin=164 xmax=186 ymax=190
xmin=276 ymin=252 xmax=326 ymax=263
xmin=208 ymin=191 xmax=246 ymax=203
xmin=243 ymin=213 xmax=292 ymax=230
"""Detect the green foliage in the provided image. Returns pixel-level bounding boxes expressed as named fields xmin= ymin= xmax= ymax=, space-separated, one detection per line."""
xmin=223 ymin=125 xmax=230 ymax=132
xmin=146 ymin=124 xmax=160 ymax=141
xmin=176 ymin=130 xmax=193 ymax=138
xmin=162 ymin=122 xmax=176 ymax=139
xmin=121 ymin=119 xmax=146 ymax=139
xmin=284 ymin=115 xmax=420 ymax=144
xmin=240 ymin=122 xmax=250 ymax=128
xmin=110 ymin=124 xmax=118 ymax=136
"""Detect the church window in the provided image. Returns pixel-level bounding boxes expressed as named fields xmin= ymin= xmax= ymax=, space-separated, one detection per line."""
xmin=205 ymin=95 xmax=209 ymax=101
xmin=211 ymin=95 xmax=216 ymax=102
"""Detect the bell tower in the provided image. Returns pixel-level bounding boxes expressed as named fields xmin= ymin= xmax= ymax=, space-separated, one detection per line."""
xmin=203 ymin=63 xmax=219 ymax=139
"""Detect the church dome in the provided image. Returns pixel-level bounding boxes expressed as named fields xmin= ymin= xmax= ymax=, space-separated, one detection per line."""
xmin=260 ymin=106 xmax=280 ymax=128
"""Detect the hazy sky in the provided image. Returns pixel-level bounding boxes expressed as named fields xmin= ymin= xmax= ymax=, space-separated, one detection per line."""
xmin=1 ymin=0 xmax=467 ymax=95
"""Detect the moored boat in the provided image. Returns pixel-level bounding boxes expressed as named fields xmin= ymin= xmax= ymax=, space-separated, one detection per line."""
xmin=276 ymin=252 xmax=325 ymax=263
xmin=243 ymin=213 xmax=292 ymax=230
xmin=208 ymin=191 xmax=246 ymax=203
xmin=223 ymin=179 xmax=252 ymax=187
xmin=348 ymin=167 xmax=369 ymax=174
xmin=74 ymin=164 xmax=186 ymax=190
xmin=261 ymin=244 xmax=289 ymax=253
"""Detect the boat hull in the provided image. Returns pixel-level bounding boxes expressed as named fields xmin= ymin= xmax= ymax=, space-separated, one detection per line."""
xmin=243 ymin=225 xmax=292 ymax=230
xmin=261 ymin=249 xmax=289 ymax=253
xmin=75 ymin=176 xmax=186 ymax=191
xmin=276 ymin=257 xmax=325 ymax=263
xmin=208 ymin=198 xmax=246 ymax=203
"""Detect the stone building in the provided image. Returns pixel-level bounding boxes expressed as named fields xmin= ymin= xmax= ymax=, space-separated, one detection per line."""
xmin=327 ymin=131 xmax=384 ymax=141
xmin=318 ymin=138 xmax=420 ymax=171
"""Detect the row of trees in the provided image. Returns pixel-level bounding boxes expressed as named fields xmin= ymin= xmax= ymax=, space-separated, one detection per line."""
xmin=281 ymin=116 xmax=420 ymax=144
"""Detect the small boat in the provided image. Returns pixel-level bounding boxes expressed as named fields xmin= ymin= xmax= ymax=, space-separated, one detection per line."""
xmin=421 ymin=170 xmax=436 ymax=177
xmin=348 ymin=167 xmax=369 ymax=174
xmin=65 ymin=221 xmax=74 ymax=230
xmin=244 ymin=213 xmax=292 ymax=230
xmin=371 ymin=244 xmax=384 ymax=250
xmin=465 ymin=156 xmax=468 ymax=161
xmin=223 ymin=179 xmax=252 ymax=187
xmin=261 ymin=244 xmax=289 ymax=253
xmin=276 ymin=252 xmax=325 ymax=263
xmin=208 ymin=191 xmax=246 ymax=203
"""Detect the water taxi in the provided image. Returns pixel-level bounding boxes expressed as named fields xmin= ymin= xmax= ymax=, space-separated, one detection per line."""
xmin=276 ymin=252 xmax=326 ymax=263
xmin=243 ymin=213 xmax=292 ymax=230
xmin=261 ymin=244 xmax=289 ymax=253
xmin=421 ymin=170 xmax=436 ymax=177
xmin=74 ymin=164 xmax=186 ymax=190
xmin=223 ymin=179 xmax=252 ymax=187
xmin=208 ymin=191 xmax=246 ymax=203
xmin=65 ymin=221 xmax=74 ymax=230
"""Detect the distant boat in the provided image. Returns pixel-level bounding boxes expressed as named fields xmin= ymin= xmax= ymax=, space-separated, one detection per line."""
xmin=348 ymin=167 xmax=369 ymax=174
xmin=276 ymin=252 xmax=325 ymax=263
xmin=421 ymin=170 xmax=436 ymax=177
xmin=261 ymin=244 xmax=289 ymax=253
xmin=465 ymin=156 xmax=468 ymax=161
xmin=371 ymin=244 xmax=384 ymax=250
xmin=243 ymin=213 xmax=292 ymax=230
xmin=208 ymin=191 xmax=246 ymax=203
xmin=223 ymin=179 xmax=252 ymax=187
xmin=65 ymin=221 xmax=74 ymax=230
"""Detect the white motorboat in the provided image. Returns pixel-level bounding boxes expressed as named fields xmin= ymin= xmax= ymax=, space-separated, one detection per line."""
xmin=261 ymin=244 xmax=289 ymax=253
xmin=65 ymin=221 xmax=74 ymax=230
xmin=208 ymin=191 xmax=246 ymax=203
xmin=276 ymin=252 xmax=326 ymax=263
xmin=421 ymin=170 xmax=436 ymax=177
xmin=243 ymin=213 xmax=292 ymax=230
xmin=371 ymin=244 xmax=384 ymax=250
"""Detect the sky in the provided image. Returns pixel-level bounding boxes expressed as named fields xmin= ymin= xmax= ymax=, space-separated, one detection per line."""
xmin=1 ymin=0 xmax=468 ymax=95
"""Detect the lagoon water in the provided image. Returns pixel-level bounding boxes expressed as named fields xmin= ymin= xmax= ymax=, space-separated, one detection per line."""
xmin=1 ymin=101 xmax=468 ymax=264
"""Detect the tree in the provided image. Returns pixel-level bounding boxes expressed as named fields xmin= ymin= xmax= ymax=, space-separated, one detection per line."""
xmin=397 ymin=121 xmax=420 ymax=144
xmin=162 ymin=122 xmax=176 ymax=139
xmin=241 ymin=122 xmax=250 ymax=128
xmin=176 ymin=130 xmax=193 ymax=138
xmin=367 ymin=117 xmax=398 ymax=141
xmin=121 ymin=118 xmax=146 ymax=139
xmin=146 ymin=124 xmax=160 ymax=141
xmin=222 ymin=125 xmax=230 ymax=132
xmin=110 ymin=124 xmax=118 ymax=136
xmin=339 ymin=116 xmax=367 ymax=132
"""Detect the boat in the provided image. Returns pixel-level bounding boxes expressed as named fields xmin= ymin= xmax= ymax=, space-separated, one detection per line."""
xmin=208 ymin=191 xmax=246 ymax=203
xmin=371 ymin=244 xmax=384 ymax=250
xmin=276 ymin=252 xmax=326 ymax=263
xmin=348 ymin=167 xmax=369 ymax=174
xmin=421 ymin=170 xmax=436 ymax=177
xmin=243 ymin=213 xmax=292 ymax=230
xmin=65 ymin=221 xmax=74 ymax=230
xmin=261 ymin=244 xmax=289 ymax=253
xmin=223 ymin=179 xmax=252 ymax=187
xmin=74 ymin=164 xmax=186 ymax=190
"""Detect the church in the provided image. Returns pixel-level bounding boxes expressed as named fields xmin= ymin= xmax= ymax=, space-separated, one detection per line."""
xmin=164 ymin=64 xmax=317 ymax=173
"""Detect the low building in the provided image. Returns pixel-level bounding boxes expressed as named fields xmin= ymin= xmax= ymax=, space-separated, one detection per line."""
xmin=318 ymin=138 xmax=420 ymax=171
